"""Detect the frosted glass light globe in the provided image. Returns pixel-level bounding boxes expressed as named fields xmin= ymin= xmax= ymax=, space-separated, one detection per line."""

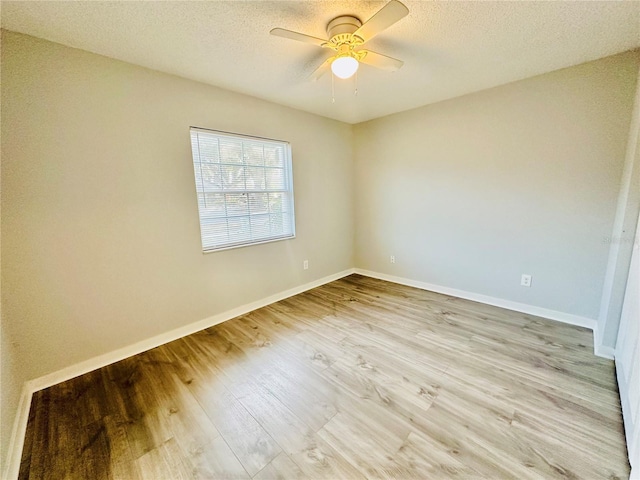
xmin=331 ymin=56 xmax=359 ymax=79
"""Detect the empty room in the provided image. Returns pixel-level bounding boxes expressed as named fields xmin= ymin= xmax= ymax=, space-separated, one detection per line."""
xmin=1 ymin=1 xmax=640 ymax=478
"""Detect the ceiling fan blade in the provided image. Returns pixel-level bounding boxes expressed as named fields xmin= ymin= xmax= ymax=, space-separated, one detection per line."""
xmin=270 ymin=28 xmax=328 ymax=47
xmin=309 ymin=56 xmax=334 ymax=81
xmin=358 ymin=50 xmax=404 ymax=71
xmin=353 ymin=0 xmax=409 ymax=43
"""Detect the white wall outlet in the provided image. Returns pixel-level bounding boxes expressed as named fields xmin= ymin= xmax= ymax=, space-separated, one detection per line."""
xmin=390 ymin=255 xmax=396 ymax=264
xmin=521 ymin=274 xmax=532 ymax=287
xmin=303 ymin=260 xmax=309 ymax=270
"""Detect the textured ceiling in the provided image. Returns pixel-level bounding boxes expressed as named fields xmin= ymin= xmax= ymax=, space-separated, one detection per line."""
xmin=2 ymin=1 xmax=639 ymax=124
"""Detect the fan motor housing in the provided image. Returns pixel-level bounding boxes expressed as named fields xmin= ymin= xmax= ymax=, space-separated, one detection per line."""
xmin=326 ymin=15 xmax=362 ymax=41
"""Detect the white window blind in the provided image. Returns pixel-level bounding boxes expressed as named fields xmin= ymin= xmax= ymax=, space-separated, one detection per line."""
xmin=190 ymin=127 xmax=295 ymax=252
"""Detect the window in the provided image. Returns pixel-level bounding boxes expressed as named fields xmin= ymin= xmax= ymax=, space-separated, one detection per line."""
xmin=189 ymin=127 xmax=295 ymax=252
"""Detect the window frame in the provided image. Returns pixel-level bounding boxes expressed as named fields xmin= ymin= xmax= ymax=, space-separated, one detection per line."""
xmin=189 ymin=126 xmax=296 ymax=253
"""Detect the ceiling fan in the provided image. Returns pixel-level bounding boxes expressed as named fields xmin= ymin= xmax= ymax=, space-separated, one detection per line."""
xmin=270 ymin=0 xmax=409 ymax=81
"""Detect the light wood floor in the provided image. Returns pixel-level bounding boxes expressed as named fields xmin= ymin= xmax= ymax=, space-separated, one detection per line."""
xmin=19 ymin=274 xmax=629 ymax=479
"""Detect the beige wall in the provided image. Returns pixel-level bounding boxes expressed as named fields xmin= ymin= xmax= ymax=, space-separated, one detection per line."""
xmin=0 ymin=34 xmax=26 ymax=466
xmin=1 ymin=323 xmax=24 ymax=475
xmin=2 ymin=29 xmax=639 ymax=475
xmin=354 ymin=51 xmax=639 ymax=320
xmin=1 ymin=31 xmax=353 ymax=387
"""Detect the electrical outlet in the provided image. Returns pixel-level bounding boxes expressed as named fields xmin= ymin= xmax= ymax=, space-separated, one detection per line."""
xmin=521 ymin=274 xmax=532 ymax=287
xmin=390 ymin=255 xmax=396 ymax=264
xmin=303 ymin=260 xmax=309 ymax=270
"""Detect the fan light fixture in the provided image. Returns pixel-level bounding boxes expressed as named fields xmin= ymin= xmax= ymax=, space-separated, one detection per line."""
xmin=331 ymin=55 xmax=359 ymax=79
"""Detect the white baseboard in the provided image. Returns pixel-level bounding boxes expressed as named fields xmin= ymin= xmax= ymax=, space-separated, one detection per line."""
xmin=594 ymin=345 xmax=615 ymax=360
xmin=28 ymin=268 xmax=354 ymax=392
xmin=593 ymin=323 xmax=616 ymax=360
xmin=3 ymin=385 xmax=34 ymax=480
xmin=4 ymin=268 xmax=355 ymax=480
xmin=353 ymin=268 xmax=605 ymax=354
xmin=4 ymin=266 xmax=611 ymax=479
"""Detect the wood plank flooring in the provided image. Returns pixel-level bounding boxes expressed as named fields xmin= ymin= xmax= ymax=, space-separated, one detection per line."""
xmin=18 ymin=274 xmax=629 ymax=479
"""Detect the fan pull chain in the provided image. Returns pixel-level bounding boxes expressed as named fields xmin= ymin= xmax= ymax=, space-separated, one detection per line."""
xmin=354 ymin=70 xmax=358 ymax=96
xmin=331 ymin=73 xmax=335 ymax=103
